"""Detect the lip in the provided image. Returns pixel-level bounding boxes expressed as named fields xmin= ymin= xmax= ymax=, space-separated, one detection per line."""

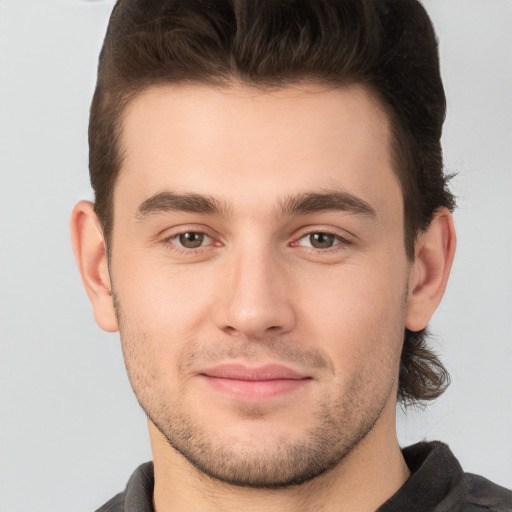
xmin=200 ymin=364 xmax=311 ymax=401
xmin=202 ymin=363 xmax=307 ymax=381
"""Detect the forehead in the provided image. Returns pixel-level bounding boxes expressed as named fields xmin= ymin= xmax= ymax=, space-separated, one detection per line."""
xmin=115 ymin=83 xmax=401 ymax=220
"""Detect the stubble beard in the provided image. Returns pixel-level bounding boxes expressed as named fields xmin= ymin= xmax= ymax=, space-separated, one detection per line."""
xmin=144 ymin=383 xmax=388 ymax=489
xmin=113 ymin=292 xmax=402 ymax=489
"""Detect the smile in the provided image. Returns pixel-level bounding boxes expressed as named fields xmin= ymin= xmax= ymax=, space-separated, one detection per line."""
xmin=200 ymin=364 xmax=312 ymax=401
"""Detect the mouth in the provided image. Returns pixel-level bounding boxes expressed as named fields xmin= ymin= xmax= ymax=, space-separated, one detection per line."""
xmin=199 ymin=363 xmax=312 ymax=401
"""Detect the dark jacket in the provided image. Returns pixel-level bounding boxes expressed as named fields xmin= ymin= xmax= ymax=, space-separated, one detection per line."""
xmin=96 ymin=441 xmax=512 ymax=511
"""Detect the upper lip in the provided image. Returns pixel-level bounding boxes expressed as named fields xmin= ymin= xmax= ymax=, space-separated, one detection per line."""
xmin=201 ymin=364 xmax=309 ymax=381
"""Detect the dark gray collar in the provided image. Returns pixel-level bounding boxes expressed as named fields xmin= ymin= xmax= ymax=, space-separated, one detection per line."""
xmin=96 ymin=442 xmax=511 ymax=512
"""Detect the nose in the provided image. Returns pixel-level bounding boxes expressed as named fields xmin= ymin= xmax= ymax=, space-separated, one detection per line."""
xmin=213 ymin=248 xmax=296 ymax=340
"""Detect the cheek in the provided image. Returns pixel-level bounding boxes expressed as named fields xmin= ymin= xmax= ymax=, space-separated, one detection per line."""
xmin=111 ymin=254 xmax=230 ymax=395
xmin=299 ymin=257 xmax=408 ymax=375
xmin=113 ymin=249 xmax=214 ymax=333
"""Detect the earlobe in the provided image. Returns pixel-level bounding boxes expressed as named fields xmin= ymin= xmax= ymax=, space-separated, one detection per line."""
xmin=70 ymin=201 xmax=119 ymax=333
xmin=406 ymin=208 xmax=456 ymax=332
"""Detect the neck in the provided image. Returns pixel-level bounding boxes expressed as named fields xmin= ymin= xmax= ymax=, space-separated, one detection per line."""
xmin=149 ymin=401 xmax=410 ymax=512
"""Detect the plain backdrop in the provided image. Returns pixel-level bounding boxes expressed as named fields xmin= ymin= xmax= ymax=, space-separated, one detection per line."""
xmin=0 ymin=1 xmax=511 ymax=510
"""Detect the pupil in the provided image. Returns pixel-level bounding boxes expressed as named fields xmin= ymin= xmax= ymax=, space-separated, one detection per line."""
xmin=310 ymin=233 xmax=334 ymax=249
xmin=179 ymin=232 xmax=204 ymax=248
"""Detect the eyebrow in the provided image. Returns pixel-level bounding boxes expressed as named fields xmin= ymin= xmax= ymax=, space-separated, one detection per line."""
xmin=278 ymin=190 xmax=376 ymax=218
xmin=135 ymin=189 xmax=376 ymax=221
xmin=136 ymin=192 xmax=231 ymax=220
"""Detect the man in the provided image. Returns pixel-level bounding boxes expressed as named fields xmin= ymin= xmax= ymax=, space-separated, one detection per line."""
xmin=70 ymin=0 xmax=511 ymax=510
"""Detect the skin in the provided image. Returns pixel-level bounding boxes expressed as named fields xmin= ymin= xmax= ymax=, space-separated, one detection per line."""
xmin=71 ymin=83 xmax=456 ymax=512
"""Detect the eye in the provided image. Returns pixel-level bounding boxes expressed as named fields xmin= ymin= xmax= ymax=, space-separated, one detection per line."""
xmin=296 ymin=232 xmax=349 ymax=249
xmin=171 ymin=231 xmax=212 ymax=249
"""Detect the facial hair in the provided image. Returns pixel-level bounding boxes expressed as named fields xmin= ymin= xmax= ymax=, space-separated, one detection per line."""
xmin=113 ymin=289 xmax=405 ymax=489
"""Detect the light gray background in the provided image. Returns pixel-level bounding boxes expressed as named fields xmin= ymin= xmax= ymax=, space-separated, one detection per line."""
xmin=0 ymin=1 xmax=510 ymax=510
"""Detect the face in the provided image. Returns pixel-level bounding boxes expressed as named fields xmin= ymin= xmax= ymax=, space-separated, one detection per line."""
xmin=109 ymin=83 xmax=411 ymax=487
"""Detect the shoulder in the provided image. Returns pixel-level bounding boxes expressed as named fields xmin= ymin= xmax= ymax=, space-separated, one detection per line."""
xmin=95 ymin=461 xmax=154 ymax=512
xmin=459 ymin=473 xmax=512 ymax=511
xmin=95 ymin=492 xmax=125 ymax=512
xmin=379 ymin=442 xmax=511 ymax=512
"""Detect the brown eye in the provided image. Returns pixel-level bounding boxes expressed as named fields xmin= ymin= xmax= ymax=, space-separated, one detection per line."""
xmin=178 ymin=232 xmax=205 ymax=248
xmin=309 ymin=232 xmax=336 ymax=249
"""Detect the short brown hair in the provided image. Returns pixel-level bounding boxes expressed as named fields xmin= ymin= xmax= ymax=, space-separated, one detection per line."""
xmin=89 ymin=0 xmax=455 ymax=404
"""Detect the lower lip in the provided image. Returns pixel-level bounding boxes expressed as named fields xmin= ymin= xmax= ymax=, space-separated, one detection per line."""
xmin=201 ymin=376 xmax=310 ymax=400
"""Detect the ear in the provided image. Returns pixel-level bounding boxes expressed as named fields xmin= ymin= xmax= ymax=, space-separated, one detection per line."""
xmin=70 ymin=201 xmax=119 ymax=332
xmin=406 ymin=207 xmax=456 ymax=332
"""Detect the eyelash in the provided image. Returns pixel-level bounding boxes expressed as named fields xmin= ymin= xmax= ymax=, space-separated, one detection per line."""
xmin=163 ymin=229 xmax=220 ymax=255
xmin=293 ymin=230 xmax=353 ymax=251
xmin=162 ymin=228 xmax=353 ymax=255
